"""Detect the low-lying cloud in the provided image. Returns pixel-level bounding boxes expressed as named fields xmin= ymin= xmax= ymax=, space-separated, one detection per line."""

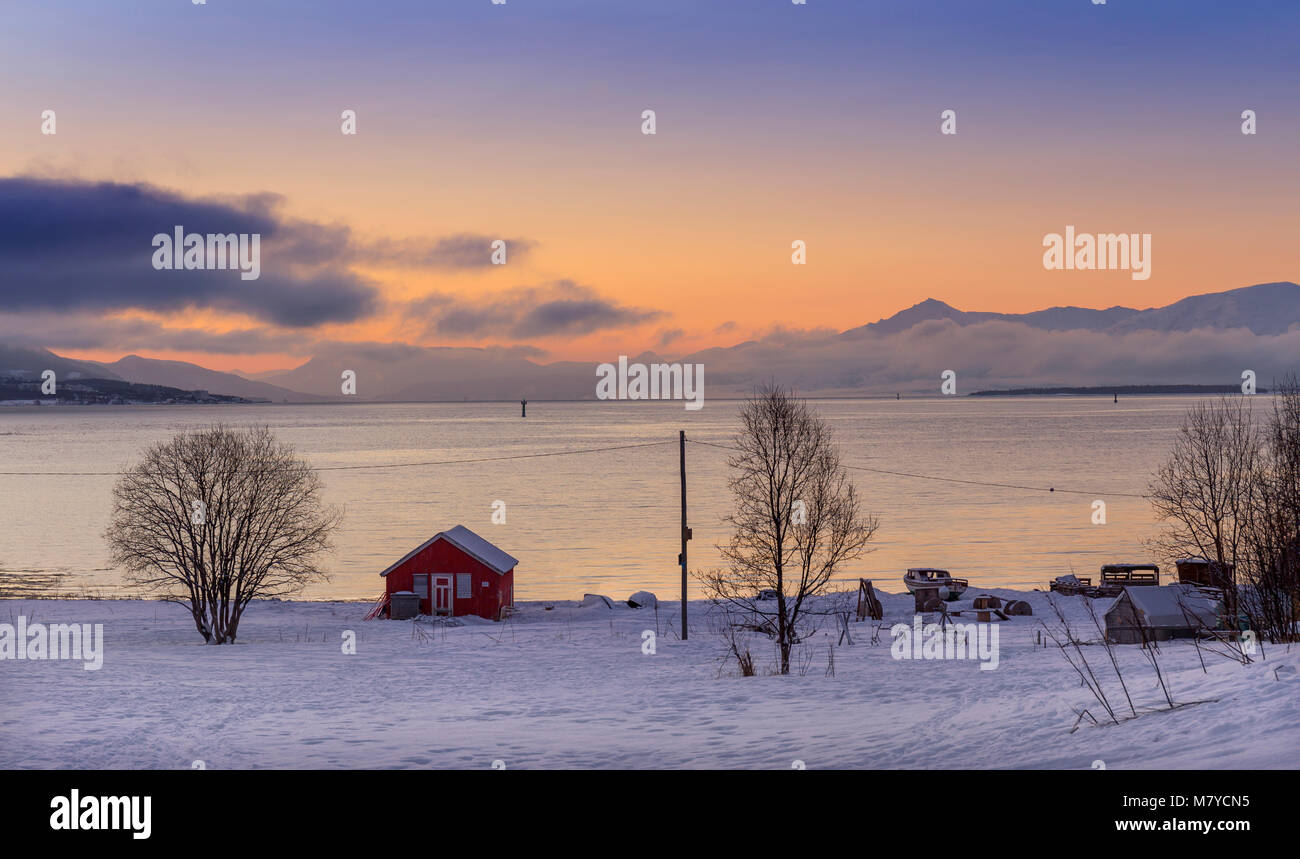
xmin=354 ymin=234 xmax=536 ymax=269
xmin=244 ymin=319 xmax=1300 ymax=401
xmin=685 ymin=318 xmax=1300 ymax=395
xmin=409 ymin=280 xmax=666 ymax=339
xmin=0 ymin=312 xmax=301 ymax=356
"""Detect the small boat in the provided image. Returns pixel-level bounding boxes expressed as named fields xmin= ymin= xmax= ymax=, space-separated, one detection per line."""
xmin=1050 ymin=573 xmax=1093 ymax=596
xmin=903 ymin=568 xmax=969 ymax=601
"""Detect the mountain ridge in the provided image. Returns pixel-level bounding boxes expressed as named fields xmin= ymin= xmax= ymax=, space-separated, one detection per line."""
xmin=4 ymin=281 xmax=1297 ymax=401
xmin=844 ymin=281 xmax=1299 ymax=338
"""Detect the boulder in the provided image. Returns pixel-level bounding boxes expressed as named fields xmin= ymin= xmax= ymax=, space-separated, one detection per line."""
xmin=581 ymin=593 xmax=615 ymax=609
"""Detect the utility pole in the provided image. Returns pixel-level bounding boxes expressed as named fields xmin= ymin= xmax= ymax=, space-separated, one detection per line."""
xmin=679 ymin=429 xmax=690 ymax=640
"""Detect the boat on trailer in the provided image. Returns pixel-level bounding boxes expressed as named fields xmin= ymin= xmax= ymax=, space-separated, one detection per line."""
xmin=902 ymin=568 xmax=969 ymax=601
xmin=1050 ymin=563 xmax=1160 ymax=597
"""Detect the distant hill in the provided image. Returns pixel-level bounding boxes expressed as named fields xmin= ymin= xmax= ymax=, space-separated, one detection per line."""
xmin=0 ymin=345 xmax=124 ymax=382
xmin=1108 ymin=282 xmax=1300 ymax=335
xmin=0 ymin=376 xmax=262 ymax=405
xmin=88 ymin=355 xmax=335 ymax=403
xmin=0 ymin=347 xmax=328 ymax=402
xmin=840 ymin=298 xmax=1137 ymax=337
xmin=842 ymin=281 xmax=1299 ymax=338
xmin=261 ymin=343 xmax=597 ymax=401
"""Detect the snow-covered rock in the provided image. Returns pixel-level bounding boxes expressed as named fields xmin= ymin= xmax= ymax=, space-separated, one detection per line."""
xmin=626 ymin=591 xmax=658 ymax=609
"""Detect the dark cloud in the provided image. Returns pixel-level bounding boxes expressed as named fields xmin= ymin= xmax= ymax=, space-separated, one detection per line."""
xmin=0 ymin=177 xmax=377 ymax=327
xmin=410 ymin=280 xmax=666 ymax=339
xmin=656 ymin=327 xmax=685 ymax=347
xmin=355 ymin=234 xmax=536 ymax=269
xmin=0 ymin=177 xmax=538 ymax=328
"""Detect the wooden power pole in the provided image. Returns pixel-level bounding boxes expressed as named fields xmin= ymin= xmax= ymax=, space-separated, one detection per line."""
xmin=679 ymin=429 xmax=690 ymax=640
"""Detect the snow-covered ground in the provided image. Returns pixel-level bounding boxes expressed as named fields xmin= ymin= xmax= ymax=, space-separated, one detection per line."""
xmin=1 ymin=588 xmax=1296 ymax=769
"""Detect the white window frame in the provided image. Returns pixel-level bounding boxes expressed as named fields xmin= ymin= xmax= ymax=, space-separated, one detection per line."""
xmin=456 ymin=573 xmax=472 ymax=599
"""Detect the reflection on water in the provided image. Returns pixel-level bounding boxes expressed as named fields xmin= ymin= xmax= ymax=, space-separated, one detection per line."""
xmin=0 ymin=396 xmax=1274 ymax=600
xmin=0 ymin=569 xmax=75 ymax=599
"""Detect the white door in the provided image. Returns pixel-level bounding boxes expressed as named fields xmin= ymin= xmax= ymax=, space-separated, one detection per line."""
xmin=434 ymin=576 xmax=452 ymax=615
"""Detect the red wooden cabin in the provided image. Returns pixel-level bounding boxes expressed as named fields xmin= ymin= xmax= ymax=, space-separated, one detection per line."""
xmin=380 ymin=525 xmax=517 ymax=620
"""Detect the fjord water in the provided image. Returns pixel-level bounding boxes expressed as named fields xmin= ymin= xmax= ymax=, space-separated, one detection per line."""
xmin=0 ymin=397 xmax=1263 ymax=601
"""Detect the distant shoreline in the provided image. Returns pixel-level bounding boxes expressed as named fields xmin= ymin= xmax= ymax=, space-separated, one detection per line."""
xmin=968 ymin=385 xmax=1265 ymax=397
xmin=0 ymin=388 xmax=1273 ymax=407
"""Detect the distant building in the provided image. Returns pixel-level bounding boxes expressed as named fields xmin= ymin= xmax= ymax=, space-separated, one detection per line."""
xmin=1175 ymin=557 xmax=1234 ymax=589
xmin=1104 ymin=584 xmax=1222 ymax=645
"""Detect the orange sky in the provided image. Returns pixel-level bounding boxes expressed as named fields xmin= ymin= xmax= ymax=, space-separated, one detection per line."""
xmin=4 ymin=1 xmax=1297 ymax=372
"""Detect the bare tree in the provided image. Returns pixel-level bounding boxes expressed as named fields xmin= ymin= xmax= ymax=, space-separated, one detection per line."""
xmin=1148 ymin=384 xmax=1300 ymax=643
xmin=1147 ymin=396 xmax=1259 ymax=609
xmin=1240 ymin=374 xmax=1300 ymax=642
xmin=699 ymin=387 xmax=878 ymax=674
xmin=106 ymin=425 xmax=341 ymax=643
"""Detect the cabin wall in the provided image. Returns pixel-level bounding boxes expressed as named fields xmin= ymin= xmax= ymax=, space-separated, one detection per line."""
xmin=491 ymin=568 xmax=514 ymax=618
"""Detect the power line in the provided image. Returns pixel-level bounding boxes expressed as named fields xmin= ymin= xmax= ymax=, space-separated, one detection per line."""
xmin=686 ymin=438 xmax=1149 ymax=499
xmin=0 ymin=432 xmax=1152 ymax=498
xmin=0 ymin=440 xmax=677 ymax=477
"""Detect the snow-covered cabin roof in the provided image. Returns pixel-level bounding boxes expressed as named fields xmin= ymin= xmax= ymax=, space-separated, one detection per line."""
xmin=379 ymin=524 xmax=519 ymax=577
xmin=1106 ymin=584 xmax=1220 ymax=629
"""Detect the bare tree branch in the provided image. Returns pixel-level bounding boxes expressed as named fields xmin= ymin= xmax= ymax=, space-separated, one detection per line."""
xmin=698 ymin=386 xmax=879 ymax=674
xmin=105 ymin=424 xmax=342 ymax=643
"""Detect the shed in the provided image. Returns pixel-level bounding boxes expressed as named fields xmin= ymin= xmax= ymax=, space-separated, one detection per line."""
xmin=380 ymin=525 xmax=517 ymax=621
xmin=1103 ymin=584 xmax=1222 ymax=645
xmin=1175 ymin=557 xmax=1234 ymax=589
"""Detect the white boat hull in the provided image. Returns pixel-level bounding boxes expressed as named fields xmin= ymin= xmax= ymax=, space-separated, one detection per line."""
xmin=903 ymin=577 xmax=969 ymax=601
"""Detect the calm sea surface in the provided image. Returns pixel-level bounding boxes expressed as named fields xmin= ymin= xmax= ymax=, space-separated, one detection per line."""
xmin=0 ymin=397 xmax=1269 ymax=601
